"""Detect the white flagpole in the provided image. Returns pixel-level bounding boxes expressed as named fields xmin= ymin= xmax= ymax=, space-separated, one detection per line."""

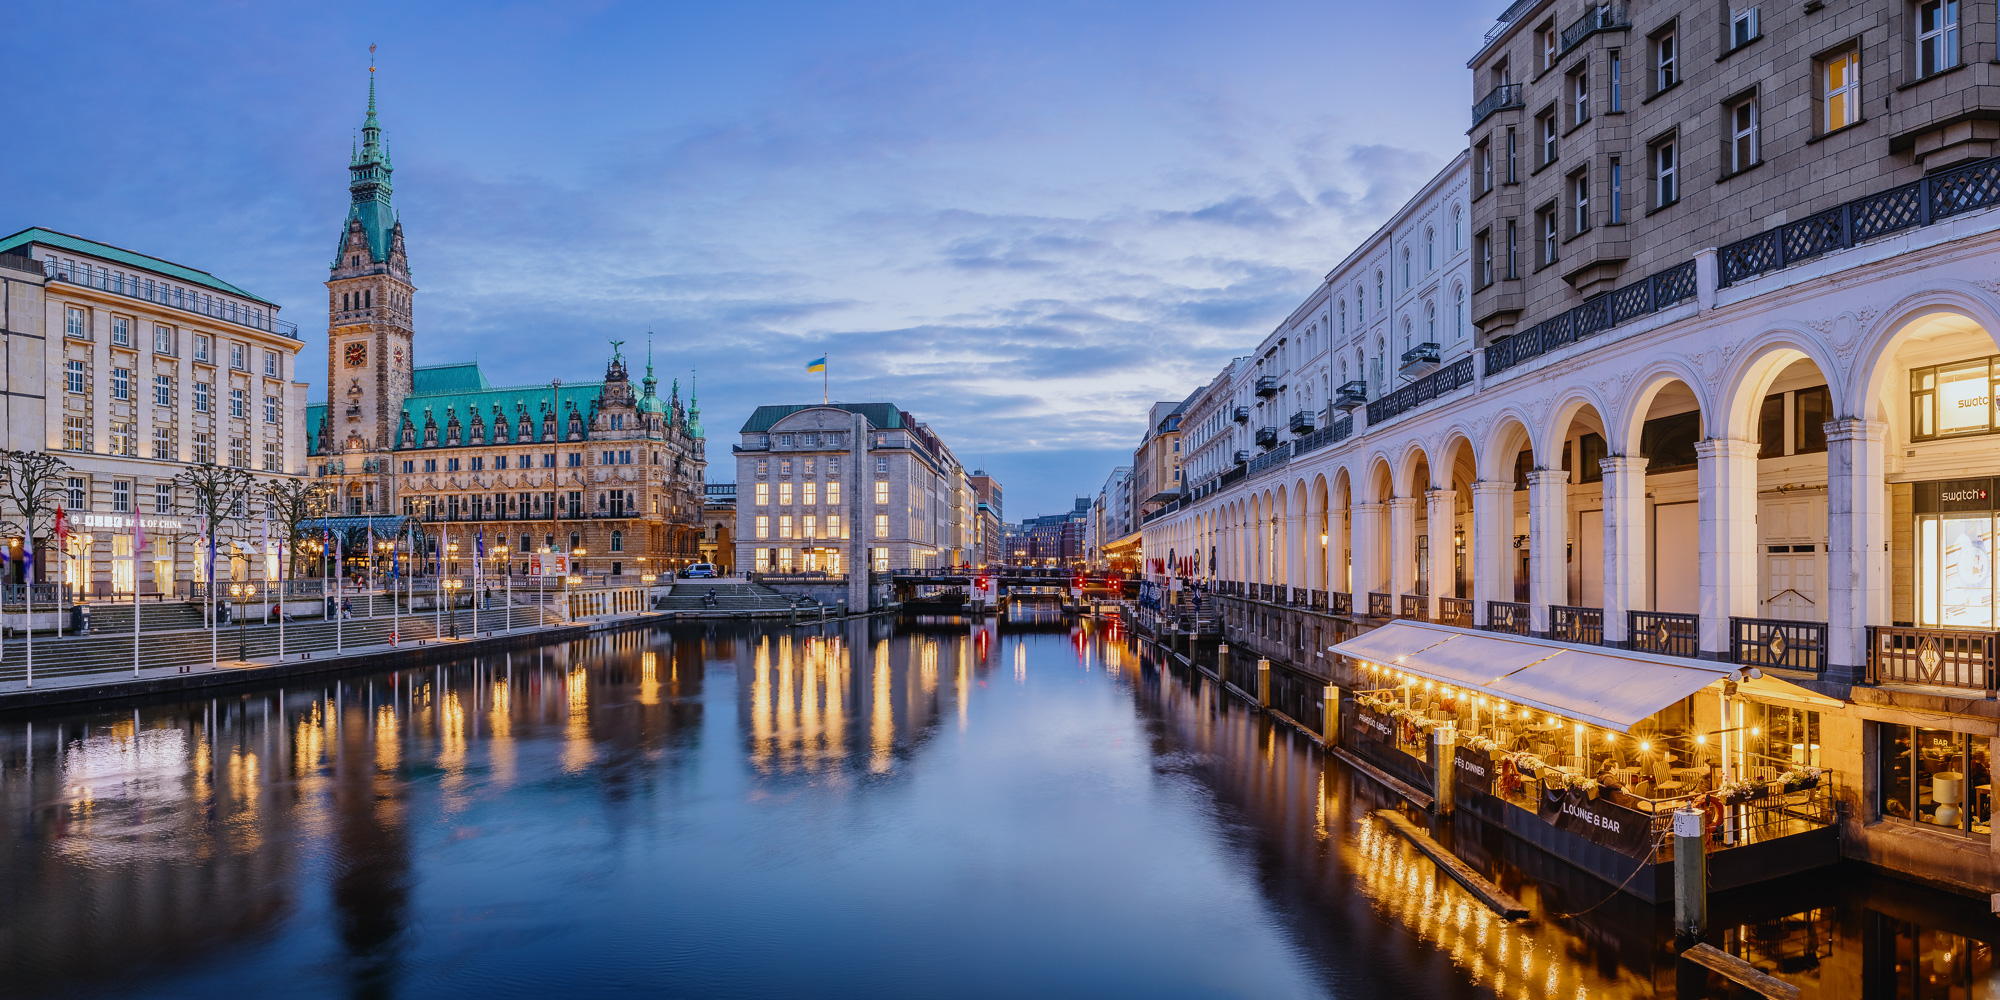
xmin=133 ymin=505 xmax=143 ymax=678
xmin=335 ymin=532 xmax=343 ymax=654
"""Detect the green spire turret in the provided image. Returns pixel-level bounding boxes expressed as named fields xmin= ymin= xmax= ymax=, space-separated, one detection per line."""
xmin=638 ymin=332 xmax=666 ymax=415
xmin=688 ymin=370 xmax=703 ymax=438
xmin=343 ymin=57 xmax=396 ymax=264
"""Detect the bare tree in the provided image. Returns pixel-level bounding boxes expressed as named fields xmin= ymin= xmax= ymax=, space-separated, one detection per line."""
xmin=0 ymin=450 xmax=74 ymax=581
xmin=172 ymin=463 xmax=257 ymax=591
xmin=262 ymin=477 xmax=327 ymax=578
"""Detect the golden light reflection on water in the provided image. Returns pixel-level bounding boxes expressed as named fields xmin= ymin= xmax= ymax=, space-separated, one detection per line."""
xmin=562 ymin=666 xmax=595 ymax=774
xmin=488 ymin=678 xmax=516 ymax=786
xmin=294 ymin=701 xmax=325 ymax=779
xmin=640 ymin=651 xmax=660 ymax=706
xmin=375 ymin=705 xmax=399 ymax=771
xmin=872 ymin=638 xmax=893 ymax=773
xmin=1014 ymin=639 xmax=1027 ymax=684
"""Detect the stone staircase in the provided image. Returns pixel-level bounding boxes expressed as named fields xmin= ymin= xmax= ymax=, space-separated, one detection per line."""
xmin=655 ymin=582 xmax=812 ymax=614
xmin=0 ymin=604 xmax=565 ymax=684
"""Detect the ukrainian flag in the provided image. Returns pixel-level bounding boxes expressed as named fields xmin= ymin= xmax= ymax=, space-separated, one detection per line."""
xmin=806 ymin=356 xmax=827 ymax=372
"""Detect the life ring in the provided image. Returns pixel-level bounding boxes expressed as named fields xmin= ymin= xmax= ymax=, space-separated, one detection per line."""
xmin=1698 ymin=793 xmax=1724 ymax=838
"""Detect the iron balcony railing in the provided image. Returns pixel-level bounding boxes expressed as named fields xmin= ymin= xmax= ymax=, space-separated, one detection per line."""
xmin=1291 ymin=414 xmax=1354 ymax=457
xmin=1486 ymin=600 xmax=1530 ymax=635
xmin=1330 ymin=591 xmax=1353 ymax=616
xmin=1399 ymin=342 xmax=1441 ymax=368
xmin=1471 ymin=82 xmax=1524 ymax=127
xmin=1309 ymin=589 xmax=1327 ymax=612
xmin=40 ymin=259 xmax=300 ymax=341
xmin=1484 ymin=260 xmax=1697 ymax=375
xmin=1550 ymin=604 xmax=1604 ymax=645
xmin=1333 ymin=380 xmax=1368 ymax=411
xmin=1867 ymin=626 xmax=1997 ymax=693
xmin=1254 ymin=426 xmax=1279 ymax=447
xmin=1255 ymin=375 xmax=1280 ymax=397
xmin=1232 ymin=405 xmax=1250 ymax=423
xmin=1560 ymin=3 xmax=1628 ymax=54
xmin=1630 ymin=610 xmax=1700 ymax=658
xmin=1288 ymin=411 xmax=1316 ymax=434
xmin=1437 ymin=597 xmax=1475 ymax=627
xmin=1718 ymin=155 xmax=2000 ymax=288
xmin=1291 ymin=587 xmax=1309 ymax=607
xmin=1367 ymin=592 xmax=1393 ymax=618
xmin=1246 ymin=442 xmax=1291 ymax=477
xmin=1399 ymin=594 xmax=1427 ymax=621
xmin=1366 ymin=355 xmax=1475 ymax=425
xmin=1730 ymin=616 xmax=1828 ymax=673
xmin=1232 ymin=449 xmax=1251 ymax=464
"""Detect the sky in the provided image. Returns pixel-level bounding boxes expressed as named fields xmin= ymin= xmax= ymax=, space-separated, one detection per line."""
xmin=4 ymin=1 xmax=1499 ymax=520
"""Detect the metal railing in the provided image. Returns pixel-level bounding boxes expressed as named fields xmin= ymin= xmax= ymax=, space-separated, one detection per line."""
xmin=1486 ymin=601 xmax=1530 ymax=635
xmin=1365 ymin=355 xmax=1476 ymax=425
xmin=1867 ymin=626 xmax=1996 ymax=692
xmin=1730 ymin=616 xmax=1828 ymax=673
xmin=42 ymin=260 xmax=300 ymax=341
xmin=1288 ymin=411 xmax=1316 ymax=433
xmin=0 ymin=583 xmax=67 ymax=606
xmin=1719 ymin=155 xmax=2000 ymax=288
xmin=1471 ymin=82 xmax=1524 ymax=126
xmin=1437 ymin=597 xmax=1474 ymax=627
xmin=1549 ymin=604 xmax=1604 ymax=645
xmin=1630 ymin=610 xmax=1700 ymax=658
xmin=1330 ymin=591 xmax=1353 ymax=616
xmin=1399 ymin=594 xmax=1427 ymax=621
xmin=1560 ymin=3 xmax=1628 ymax=54
xmin=1246 ymin=443 xmax=1291 ymax=477
xmin=1368 ymin=592 xmax=1393 ymax=618
xmin=1292 ymin=414 xmax=1354 ymax=457
xmin=1309 ymin=589 xmax=1327 ymax=611
xmin=1485 ymin=260 xmax=1697 ymax=375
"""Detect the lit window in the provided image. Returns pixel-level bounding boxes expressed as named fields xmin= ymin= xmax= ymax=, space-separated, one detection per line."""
xmin=875 ymin=481 xmax=889 ymax=504
xmin=779 ymin=515 xmax=793 ymax=538
xmin=803 ymin=481 xmax=817 ymax=506
xmin=827 ymin=481 xmax=841 ymax=505
xmin=1824 ymin=49 xmax=1860 ymax=131
xmin=755 ymin=483 xmax=770 ymax=505
xmin=63 ymin=416 xmax=88 ymax=451
xmin=779 ymin=482 xmax=793 ymax=505
xmin=875 ymin=514 xmax=890 ymax=538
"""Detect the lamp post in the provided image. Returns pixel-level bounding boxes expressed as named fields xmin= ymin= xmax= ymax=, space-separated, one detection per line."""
xmin=443 ymin=577 xmax=463 ymax=637
xmin=565 ymin=573 xmax=582 ymax=621
xmin=494 ymin=543 xmax=509 ymax=634
xmin=228 ymin=582 xmax=250 ymax=661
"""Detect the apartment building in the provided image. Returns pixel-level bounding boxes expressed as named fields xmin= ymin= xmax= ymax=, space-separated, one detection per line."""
xmin=1145 ymin=0 xmax=2000 ymax=899
xmin=1130 ymin=400 xmax=1186 ymax=529
xmin=0 ymin=227 xmax=307 ymax=594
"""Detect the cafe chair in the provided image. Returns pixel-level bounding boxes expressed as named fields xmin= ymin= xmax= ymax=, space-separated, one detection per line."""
xmin=1652 ymin=761 xmax=1685 ymax=798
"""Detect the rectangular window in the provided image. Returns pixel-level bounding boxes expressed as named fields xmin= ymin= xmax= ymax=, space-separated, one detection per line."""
xmin=755 ymin=459 xmax=769 ymax=476
xmin=263 ymin=350 xmax=279 ymax=377
xmin=874 ymin=548 xmax=889 ymax=572
xmin=1505 ymin=220 xmax=1519 ymax=278
xmin=229 ymin=342 xmax=246 ymax=370
xmin=1876 ymin=722 xmax=1988 ymax=835
xmin=1654 ymin=27 xmax=1678 ymax=91
xmin=263 ymin=395 xmax=279 ymax=424
xmin=403 ymin=460 xmax=414 ymax=473
xmin=779 ymin=459 xmax=792 ymax=475
xmin=803 ymin=481 xmax=817 ymax=506
xmin=755 ymin=483 xmax=770 ymax=505
xmin=1476 ymin=230 xmax=1493 ymax=287
xmin=193 ymin=335 xmax=210 ymax=362
xmin=153 ymin=374 xmax=172 ymax=406
xmin=424 ymin=458 xmax=437 ymax=473
xmin=154 ymin=324 xmax=175 ymax=355
xmin=1824 ymin=48 xmax=1860 ymax=131
xmin=875 ymin=480 xmax=890 ymax=505
xmin=779 ymin=482 xmax=793 ymax=505
xmin=1728 ymin=95 xmax=1760 ymax=173
xmin=1911 ymin=357 xmax=2000 ymax=439
xmin=192 ymin=432 xmax=213 ymax=464
xmin=875 ymin=514 xmax=890 ymax=538
xmin=542 ymin=453 xmax=555 ymax=468
xmin=230 ymin=437 xmax=248 ymax=468
xmin=495 ymin=455 xmax=508 ymax=470
xmin=194 ymin=382 xmax=210 ymax=412
xmin=1653 ymin=138 xmax=1678 ymax=207
xmin=875 ymin=457 xmax=888 ymax=474
xmin=802 ymin=515 xmax=817 ymax=539
xmin=1570 ymin=168 xmax=1590 ymax=235
xmin=756 ymin=516 xmax=770 ymax=539
xmin=1538 ymin=108 xmax=1557 ymax=166
xmin=778 ymin=515 xmax=793 ymax=539
xmin=67 ymin=477 xmax=85 ymax=510
xmin=446 ymin=458 xmax=461 ymax=472
xmin=229 ymin=388 xmax=246 ymax=418
xmin=1730 ymin=6 xmax=1760 ymax=49
xmin=112 ymin=480 xmax=131 ymax=513
xmin=155 ymin=483 xmax=173 ymax=514
xmin=1537 ymin=206 xmax=1557 ymax=266
xmin=567 ymin=453 xmax=581 ymax=467
xmin=65 ymin=359 xmax=85 ymax=394
xmin=1917 ymin=1 xmax=1960 ymax=78
xmin=63 ymin=416 xmax=88 ymax=451
xmin=65 ymin=307 xmax=85 ymax=339
xmin=110 ymin=367 xmax=130 ymax=400
xmin=470 ymin=457 xmax=485 ymax=471
xmin=153 ymin=425 xmax=176 ymax=460
xmin=111 ymin=316 xmax=130 ymax=346
xmin=1505 ymin=127 xmax=1517 ymax=183
xmin=109 ymin=422 xmax=133 ymax=456
xmin=1609 ymin=157 xmax=1624 ymax=223
xmin=828 ymin=514 xmax=843 ymax=538
xmin=827 ymin=481 xmax=841 ymax=505
xmin=263 ymin=441 xmax=282 ymax=472
xmin=1609 ymin=50 xmax=1623 ymax=111
xmin=1537 ymin=22 xmax=1557 ymax=72
xmin=777 ymin=548 xmax=794 ymax=572
xmin=754 ymin=547 xmax=771 ymax=572
xmin=1476 ymin=139 xmax=1493 ymax=193
xmin=1570 ymin=66 xmax=1589 ymax=127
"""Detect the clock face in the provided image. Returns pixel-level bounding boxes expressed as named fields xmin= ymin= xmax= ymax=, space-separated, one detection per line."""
xmin=344 ymin=342 xmax=368 ymax=368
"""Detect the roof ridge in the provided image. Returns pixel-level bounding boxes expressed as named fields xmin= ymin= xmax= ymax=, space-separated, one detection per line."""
xmin=0 ymin=226 xmax=276 ymax=305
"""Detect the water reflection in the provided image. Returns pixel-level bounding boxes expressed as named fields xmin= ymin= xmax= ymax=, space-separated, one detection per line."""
xmin=0 ymin=619 xmax=1992 ymax=997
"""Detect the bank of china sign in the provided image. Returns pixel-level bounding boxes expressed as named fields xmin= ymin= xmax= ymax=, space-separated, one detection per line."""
xmin=77 ymin=514 xmax=187 ymax=534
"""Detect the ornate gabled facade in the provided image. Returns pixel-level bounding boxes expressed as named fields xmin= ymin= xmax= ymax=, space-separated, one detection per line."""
xmin=307 ymin=75 xmax=706 ymax=576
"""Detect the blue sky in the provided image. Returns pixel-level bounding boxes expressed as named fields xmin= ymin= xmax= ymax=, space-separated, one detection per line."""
xmin=5 ymin=1 xmax=1497 ymax=519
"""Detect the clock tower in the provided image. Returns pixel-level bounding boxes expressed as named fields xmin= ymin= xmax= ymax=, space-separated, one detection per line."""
xmin=323 ymin=68 xmax=415 ymax=511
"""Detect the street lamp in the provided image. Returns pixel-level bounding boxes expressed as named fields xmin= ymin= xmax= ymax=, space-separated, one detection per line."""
xmin=443 ymin=577 xmax=463 ymax=638
xmin=493 ymin=544 xmax=510 ymax=633
xmin=227 ymin=582 xmax=251 ymax=661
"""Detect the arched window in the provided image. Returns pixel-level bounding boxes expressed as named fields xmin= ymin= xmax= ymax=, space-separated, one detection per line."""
xmin=1425 ymin=301 xmax=1436 ymax=342
xmin=1426 ymin=228 xmax=1436 ymax=270
xmin=1455 ymin=285 xmax=1466 ymax=341
xmin=1453 ymin=204 xmax=1464 ymax=250
xmin=1375 ymin=273 xmax=1384 ymax=310
xmin=1402 ymin=317 xmax=1413 ymax=352
xmin=1400 ymin=250 xmax=1410 ymax=288
xmin=1338 ymin=300 xmax=1347 ymax=336
xmin=611 ymin=530 xmax=624 ymax=552
xmin=1356 ymin=286 xmax=1365 ymax=323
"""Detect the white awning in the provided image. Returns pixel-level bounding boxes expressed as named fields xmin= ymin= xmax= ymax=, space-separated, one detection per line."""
xmin=1330 ymin=621 xmax=1834 ymax=733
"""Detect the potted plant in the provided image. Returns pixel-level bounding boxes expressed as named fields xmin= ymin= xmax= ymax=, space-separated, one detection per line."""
xmin=1717 ymin=776 xmax=1759 ymax=805
xmin=1778 ymin=766 xmax=1822 ymax=792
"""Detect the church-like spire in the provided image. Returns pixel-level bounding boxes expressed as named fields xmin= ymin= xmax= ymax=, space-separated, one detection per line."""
xmin=688 ymin=369 xmax=703 ymax=438
xmin=343 ymin=46 xmax=397 ymax=265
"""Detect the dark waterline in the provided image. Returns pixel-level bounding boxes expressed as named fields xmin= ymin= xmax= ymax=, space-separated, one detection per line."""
xmin=0 ymin=618 xmax=1989 ymax=998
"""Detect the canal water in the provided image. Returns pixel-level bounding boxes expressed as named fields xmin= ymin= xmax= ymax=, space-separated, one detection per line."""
xmin=0 ymin=617 xmax=1990 ymax=998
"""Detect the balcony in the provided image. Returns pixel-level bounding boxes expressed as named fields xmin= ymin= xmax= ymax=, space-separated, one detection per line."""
xmin=1334 ymin=380 xmax=1368 ymax=411
xmin=1232 ymin=404 xmax=1250 ymax=423
xmin=1254 ymin=375 xmax=1280 ymax=397
xmin=1730 ymin=616 xmax=1828 ymax=673
xmin=1559 ymin=3 xmax=1628 ymax=54
xmin=41 ymin=259 xmax=300 ymax=341
xmin=1233 ymin=449 xmax=1250 ymax=464
xmin=1288 ymin=411 xmax=1315 ymax=434
xmin=1253 ymin=426 xmax=1279 ymax=448
xmin=1399 ymin=342 xmax=1441 ymax=375
xmin=1486 ymin=601 xmax=1530 ymax=635
xmin=1470 ymin=82 xmax=1523 ymax=127
xmin=1630 ymin=611 xmax=1700 ymax=659
xmin=1868 ymin=626 xmax=1997 ymax=693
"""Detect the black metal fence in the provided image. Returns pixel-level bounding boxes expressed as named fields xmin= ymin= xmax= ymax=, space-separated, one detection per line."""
xmin=1730 ymin=616 xmax=1828 ymax=673
xmin=1484 ymin=260 xmax=1697 ymax=375
xmin=1486 ymin=601 xmax=1530 ymax=635
xmin=1867 ymin=626 xmax=1996 ymax=692
xmin=1549 ymin=604 xmax=1604 ymax=645
xmin=1365 ymin=356 xmax=1476 ymax=425
xmin=1629 ymin=610 xmax=1700 ymax=658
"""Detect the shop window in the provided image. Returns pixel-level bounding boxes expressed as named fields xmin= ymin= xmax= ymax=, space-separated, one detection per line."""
xmin=1794 ymin=386 xmax=1829 ymax=454
xmin=1912 ymin=478 xmax=1997 ymax=627
xmin=1578 ymin=432 xmax=1607 ymax=483
xmin=1876 ymin=721 xmax=1991 ymax=836
xmin=1912 ymin=356 xmax=1999 ymax=440
xmin=1640 ymin=410 xmax=1701 ymax=472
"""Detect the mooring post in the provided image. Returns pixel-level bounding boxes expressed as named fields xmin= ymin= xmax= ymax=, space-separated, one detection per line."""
xmin=1256 ymin=658 xmax=1270 ymax=707
xmin=1322 ymin=683 xmax=1340 ymax=745
xmin=1216 ymin=643 xmax=1229 ymax=682
xmin=1673 ymin=807 xmax=1707 ymax=945
xmin=1432 ymin=724 xmax=1456 ymax=816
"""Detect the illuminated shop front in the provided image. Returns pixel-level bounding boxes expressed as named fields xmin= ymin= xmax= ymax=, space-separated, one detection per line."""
xmin=1912 ymin=478 xmax=1997 ymax=629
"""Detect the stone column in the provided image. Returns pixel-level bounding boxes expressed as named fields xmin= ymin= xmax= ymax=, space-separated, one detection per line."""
xmin=1599 ymin=455 xmax=1650 ymax=643
xmin=1826 ymin=419 xmax=1888 ymax=682
xmin=1287 ymin=513 xmax=1306 ymax=596
xmin=1470 ymin=481 xmax=1512 ymax=626
xmin=1696 ymin=438 xmax=1760 ymax=657
xmin=1388 ymin=496 xmax=1418 ymax=604
xmin=1426 ymin=489 xmax=1457 ymax=620
xmin=1526 ymin=469 xmax=1570 ymax=635
xmin=1351 ymin=502 xmax=1386 ymax=600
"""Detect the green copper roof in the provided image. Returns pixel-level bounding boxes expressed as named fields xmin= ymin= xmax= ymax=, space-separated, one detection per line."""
xmin=738 ymin=403 xmax=905 ymax=434
xmin=412 ymin=362 xmax=490 ymax=394
xmin=0 ymin=227 xmax=277 ymax=305
xmin=344 ymin=72 xmax=397 ymax=263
